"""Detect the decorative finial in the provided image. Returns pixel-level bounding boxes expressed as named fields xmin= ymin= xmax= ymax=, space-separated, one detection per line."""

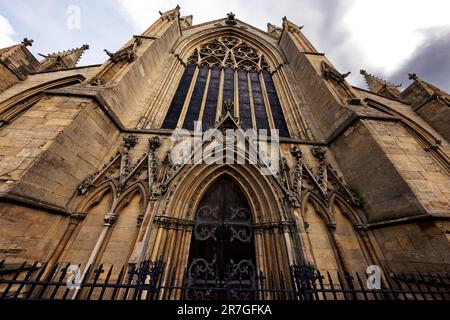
xmin=408 ymin=73 xmax=418 ymax=80
xmin=360 ymin=69 xmax=367 ymax=75
xmin=224 ymin=99 xmax=234 ymax=113
xmin=225 ymin=12 xmax=237 ymax=26
xmin=22 ymin=38 xmax=33 ymax=47
xmin=82 ymin=44 xmax=90 ymax=50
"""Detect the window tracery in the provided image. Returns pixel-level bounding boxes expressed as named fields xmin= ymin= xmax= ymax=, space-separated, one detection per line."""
xmin=161 ymin=36 xmax=289 ymax=137
xmin=187 ymin=37 xmax=270 ymax=72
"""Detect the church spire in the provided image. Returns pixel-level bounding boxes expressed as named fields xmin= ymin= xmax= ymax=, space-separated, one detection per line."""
xmin=360 ymin=69 xmax=401 ymax=99
xmin=38 ymin=44 xmax=89 ymax=72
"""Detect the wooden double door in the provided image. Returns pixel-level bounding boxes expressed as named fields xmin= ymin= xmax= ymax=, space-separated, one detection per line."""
xmin=186 ymin=176 xmax=257 ymax=299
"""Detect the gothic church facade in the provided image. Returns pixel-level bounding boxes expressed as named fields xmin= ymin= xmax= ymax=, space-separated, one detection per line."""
xmin=0 ymin=7 xmax=449 ymax=295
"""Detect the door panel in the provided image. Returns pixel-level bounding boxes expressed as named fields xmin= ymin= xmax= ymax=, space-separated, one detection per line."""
xmin=186 ymin=176 xmax=257 ymax=299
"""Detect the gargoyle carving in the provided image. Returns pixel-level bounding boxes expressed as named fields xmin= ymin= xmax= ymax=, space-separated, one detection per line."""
xmin=321 ymin=61 xmax=350 ymax=83
xmin=104 ymin=38 xmax=142 ymax=63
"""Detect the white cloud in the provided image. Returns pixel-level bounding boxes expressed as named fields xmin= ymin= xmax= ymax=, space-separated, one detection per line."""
xmin=82 ymin=1 xmax=450 ymax=89
xmin=342 ymin=0 xmax=450 ymax=75
xmin=0 ymin=15 xmax=17 ymax=48
xmin=116 ymin=0 xmax=265 ymax=31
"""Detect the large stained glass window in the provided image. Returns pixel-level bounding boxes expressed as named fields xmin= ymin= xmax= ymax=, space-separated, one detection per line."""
xmin=162 ymin=36 xmax=289 ymax=137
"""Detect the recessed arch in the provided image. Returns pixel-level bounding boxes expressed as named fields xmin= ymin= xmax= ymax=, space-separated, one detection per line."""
xmin=329 ymin=193 xmax=364 ymax=226
xmin=0 ymin=74 xmax=85 ymax=128
xmin=185 ymin=174 xmax=258 ymax=299
xmin=161 ymin=163 xmax=286 ymax=224
xmin=113 ymin=181 xmax=148 ymax=214
xmin=301 ymin=191 xmax=332 ymax=225
xmin=76 ymin=180 xmax=117 ymax=213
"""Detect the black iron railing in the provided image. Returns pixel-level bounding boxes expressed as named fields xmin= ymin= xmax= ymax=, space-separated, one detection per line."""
xmin=0 ymin=260 xmax=448 ymax=300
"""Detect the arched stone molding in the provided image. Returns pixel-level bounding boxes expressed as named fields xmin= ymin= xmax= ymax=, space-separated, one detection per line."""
xmin=0 ymin=75 xmax=85 ymax=128
xmin=328 ymin=193 xmax=365 ymax=226
xmin=148 ymin=162 xmax=295 ymax=294
xmin=147 ymin=27 xmax=310 ymax=138
xmin=113 ymin=181 xmax=148 ymax=218
xmin=75 ymin=180 xmax=118 ymax=214
xmin=173 ymin=28 xmax=285 ymax=71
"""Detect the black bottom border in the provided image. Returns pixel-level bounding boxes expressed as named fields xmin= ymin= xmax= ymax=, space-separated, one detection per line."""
xmin=1 ymin=300 xmax=446 ymax=319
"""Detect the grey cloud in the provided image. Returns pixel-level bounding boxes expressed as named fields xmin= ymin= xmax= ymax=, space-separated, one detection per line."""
xmin=387 ymin=28 xmax=450 ymax=92
xmin=3 ymin=1 xmax=447 ymax=93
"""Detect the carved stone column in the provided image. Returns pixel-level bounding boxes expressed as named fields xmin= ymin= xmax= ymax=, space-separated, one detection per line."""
xmin=71 ymin=211 xmax=118 ymax=299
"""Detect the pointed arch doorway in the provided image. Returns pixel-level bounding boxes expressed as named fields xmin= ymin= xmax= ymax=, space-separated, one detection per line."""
xmin=185 ymin=175 xmax=257 ymax=299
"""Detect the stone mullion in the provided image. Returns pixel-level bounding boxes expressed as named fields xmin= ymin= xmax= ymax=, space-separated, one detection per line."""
xmin=351 ymin=225 xmax=376 ymax=268
xmin=176 ymin=65 xmax=200 ymax=128
xmin=215 ymin=68 xmax=225 ymax=122
xmin=254 ymin=230 xmax=266 ymax=274
xmin=259 ymin=72 xmax=276 ymax=131
xmin=270 ymin=230 xmax=284 ymax=297
xmin=157 ymin=226 xmax=171 ymax=261
xmin=129 ymin=199 xmax=160 ymax=266
xmin=124 ymin=219 xmax=144 ymax=272
xmin=365 ymin=229 xmax=391 ymax=273
xmin=196 ymin=68 xmax=212 ymax=131
xmin=247 ymin=72 xmax=257 ymax=131
xmin=143 ymin=223 xmax=159 ymax=258
xmin=282 ymin=226 xmax=296 ymax=266
xmin=234 ymin=69 xmax=239 ymax=118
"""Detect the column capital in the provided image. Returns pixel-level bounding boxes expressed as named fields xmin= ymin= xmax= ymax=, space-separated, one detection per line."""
xmin=70 ymin=211 xmax=87 ymax=225
xmin=104 ymin=212 xmax=118 ymax=226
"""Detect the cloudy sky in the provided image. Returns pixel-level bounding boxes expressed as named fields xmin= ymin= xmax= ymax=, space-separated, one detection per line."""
xmin=0 ymin=0 xmax=449 ymax=91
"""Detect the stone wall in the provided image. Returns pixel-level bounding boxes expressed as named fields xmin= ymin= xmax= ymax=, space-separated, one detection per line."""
xmin=372 ymin=220 xmax=450 ymax=272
